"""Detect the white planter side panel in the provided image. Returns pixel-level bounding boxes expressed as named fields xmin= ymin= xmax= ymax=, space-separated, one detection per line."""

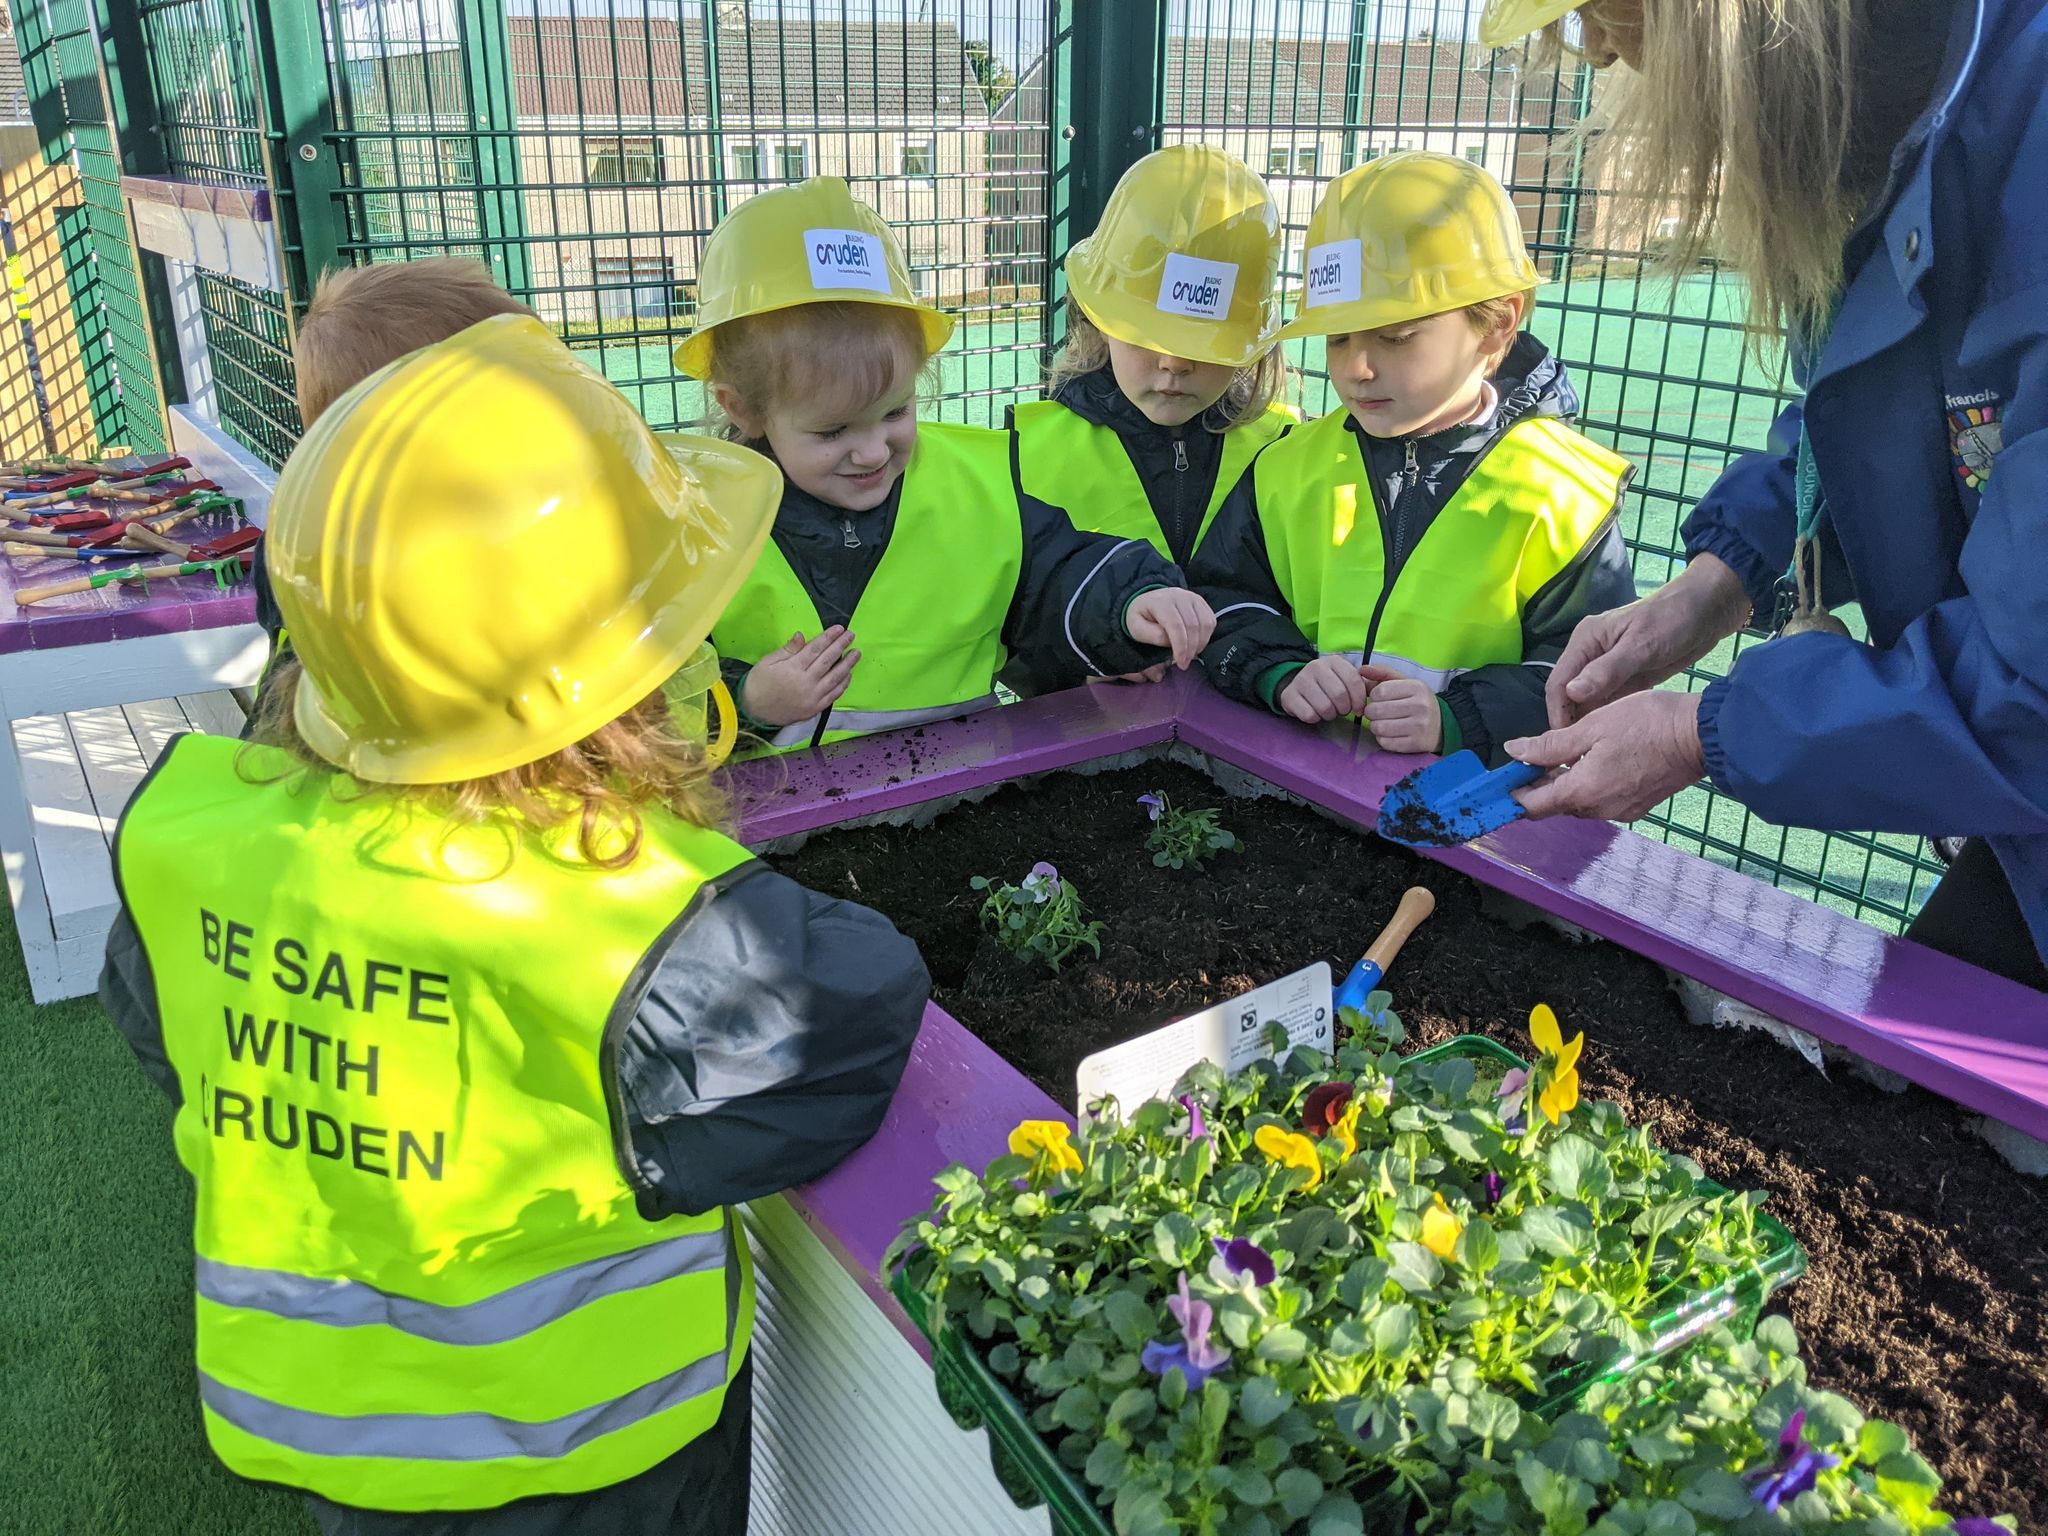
xmin=742 ymin=1195 xmax=1050 ymax=1536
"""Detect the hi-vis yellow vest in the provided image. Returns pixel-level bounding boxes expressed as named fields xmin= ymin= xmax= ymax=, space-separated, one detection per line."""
xmin=1254 ymin=409 xmax=1629 ymax=687
xmin=713 ymin=420 xmax=1023 ymax=749
xmin=115 ymin=732 xmax=755 ymax=1511
xmin=1012 ymin=399 xmax=1294 ymax=564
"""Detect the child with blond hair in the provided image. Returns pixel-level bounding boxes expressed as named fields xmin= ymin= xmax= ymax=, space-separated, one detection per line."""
xmin=678 ymin=177 xmax=1215 ymax=749
xmin=1017 ymin=145 xmax=1295 ymax=571
xmin=101 ymin=316 xmax=927 ymax=1535
xmin=1193 ymin=152 xmax=1635 ymax=765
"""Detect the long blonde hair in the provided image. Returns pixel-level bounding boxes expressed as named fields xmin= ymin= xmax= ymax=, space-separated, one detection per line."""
xmin=245 ymin=660 xmax=727 ymax=869
xmin=1043 ymin=301 xmax=1293 ymax=430
xmin=1553 ymin=0 xmax=1863 ymax=344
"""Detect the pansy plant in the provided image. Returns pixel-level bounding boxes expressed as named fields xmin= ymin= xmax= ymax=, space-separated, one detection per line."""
xmin=1137 ymin=789 xmax=1241 ymax=873
xmin=970 ymin=862 xmax=1105 ymax=973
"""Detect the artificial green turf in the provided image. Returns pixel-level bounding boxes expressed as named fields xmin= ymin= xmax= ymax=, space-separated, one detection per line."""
xmin=0 ymin=914 xmax=309 ymax=1533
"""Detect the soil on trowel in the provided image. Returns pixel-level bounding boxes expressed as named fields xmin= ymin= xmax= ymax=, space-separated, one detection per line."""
xmin=773 ymin=761 xmax=2048 ymax=1526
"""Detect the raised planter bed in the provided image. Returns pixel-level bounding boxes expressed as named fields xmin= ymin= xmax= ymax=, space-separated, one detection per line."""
xmin=741 ymin=674 xmax=2048 ymax=1529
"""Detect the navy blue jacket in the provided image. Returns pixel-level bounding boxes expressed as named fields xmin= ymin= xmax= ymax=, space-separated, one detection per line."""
xmin=1681 ymin=0 xmax=2048 ymax=959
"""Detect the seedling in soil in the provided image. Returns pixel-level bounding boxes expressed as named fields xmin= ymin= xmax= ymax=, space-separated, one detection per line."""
xmin=1138 ymin=789 xmax=1241 ymax=872
xmin=971 ymin=862 xmax=1105 ymax=973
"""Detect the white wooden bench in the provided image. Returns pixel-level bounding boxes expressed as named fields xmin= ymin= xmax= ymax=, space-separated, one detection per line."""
xmin=9 ymin=690 xmax=250 ymax=1000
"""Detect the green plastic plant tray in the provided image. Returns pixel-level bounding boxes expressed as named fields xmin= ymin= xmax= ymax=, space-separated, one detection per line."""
xmin=891 ymin=1035 xmax=1809 ymax=1535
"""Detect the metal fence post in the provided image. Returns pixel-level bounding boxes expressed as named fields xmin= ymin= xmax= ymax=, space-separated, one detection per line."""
xmin=1046 ymin=0 xmax=1164 ymax=349
xmin=459 ymin=0 xmax=531 ymax=296
xmin=248 ymin=0 xmax=347 ymax=310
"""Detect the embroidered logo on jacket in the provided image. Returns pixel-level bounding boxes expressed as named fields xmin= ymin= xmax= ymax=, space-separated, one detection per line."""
xmin=1946 ymin=390 xmax=2002 ymax=491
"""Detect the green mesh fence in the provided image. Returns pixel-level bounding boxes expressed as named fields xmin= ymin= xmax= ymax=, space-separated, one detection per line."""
xmin=135 ymin=0 xmax=302 ymax=465
xmin=1160 ymin=0 xmax=1943 ymax=932
xmin=7 ymin=0 xmax=168 ymax=455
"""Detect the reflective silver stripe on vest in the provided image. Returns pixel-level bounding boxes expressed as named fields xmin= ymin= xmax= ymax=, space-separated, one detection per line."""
xmin=198 ymin=1344 xmax=728 ymax=1463
xmin=1337 ymin=650 xmax=1469 ymax=693
xmin=195 ymin=1228 xmax=726 ymax=1348
xmin=767 ymin=692 xmax=1000 ymax=748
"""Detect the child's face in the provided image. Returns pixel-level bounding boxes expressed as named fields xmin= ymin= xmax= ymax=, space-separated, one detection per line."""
xmin=1325 ymin=310 xmax=1499 ymax=439
xmin=728 ymin=367 xmax=920 ymax=513
xmin=1105 ymin=337 xmax=1237 ymax=428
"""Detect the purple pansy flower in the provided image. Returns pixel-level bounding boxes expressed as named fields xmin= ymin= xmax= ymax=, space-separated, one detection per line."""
xmin=1948 ymin=1523 xmax=2008 ymax=1535
xmin=1212 ymin=1237 xmax=1276 ymax=1287
xmin=1138 ymin=792 xmax=1165 ymax=822
xmin=1484 ymin=1170 xmax=1505 ymax=1208
xmin=1496 ymin=1067 xmax=1530 ymax=1136
xmin=1178 ymin=1093 xmax=1209 ymax=1143
xmin=1020 ymin=861 xmax=1062 ymax=902
xmin=1745 ymin=1409 xmax=1842 ymax=1513
xmin=1142 ymin=1273 xmax=1230 ymax=1388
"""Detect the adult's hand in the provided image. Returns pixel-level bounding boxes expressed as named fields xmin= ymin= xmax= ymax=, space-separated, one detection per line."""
xmin=1507 ymin=689 xmax=1705 ymax=823
xmin=1546 ymin=553 xmax=1753 ymax=729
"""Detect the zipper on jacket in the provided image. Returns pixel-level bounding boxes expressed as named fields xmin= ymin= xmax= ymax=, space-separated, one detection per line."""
xmin=1403 ymin=439 xmax=1420 ymax=486
xmin=840 ymin=516 xmax=861 ymax=549
xmin=1173 ymin=438 xmax=1189 ymax=472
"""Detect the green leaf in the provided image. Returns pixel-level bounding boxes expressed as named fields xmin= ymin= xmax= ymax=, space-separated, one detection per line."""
xmin=1200 ymin=1379 xmax=1232 ymax=1441
xmin=1053 ymin=1384 xmax=1101 ymax=1432
xmin=1254 ymin=1325 xmax=1309 ymax=1366
xmin=1102 ymin=1289 xmax=1156 ymax=1352
xmin=1800 ymin=1391 xmax=1864 ymax=1447
xmin=1308 ymin=1495 xmax=1367 ymax=1536
xmin=987 ymin=1342 xmax=1020 ymax=1376
xmin=1239 ymin=1375 xmax=1292 ymax=1430
xmin=1874 ymin=1450 xmax=1942 ymax=1515
xmin=969 ymin=875 xmax=990 ymax=890
xmin=1158 ymin=1366 xmax=1187 ymax=1411
xmin=1518 ymin=1206 xmax=1594 ymax=1260
xmin=1677 ymin=1468 xmax=1756 ymax=1519
xmin=1518 ymin=1457 xmax=1596 ymax=1525
xmin=1114 ymin=1484 xmax=1179 ymax=1536
xmin=1016 ymin=1274 xmax=1053 ymax=1309
xmin=1545 ymin=1135 xmax=1604 ymax=1200
xmin=1230 ymin=1467 xmax=1277 ymax=1506
xmin=1754 ymin=1313 xmax=1800 ymax=1358
xmin=1329 ymin=1318 xmax=1373 ymax=1358
xmin=1276 ymin=1206 xmax=1348 ymax=1266
xmin=1372 ymin=1303 xmax=1417 ymax=1359
xmin=1857 ymin=1419 xmax=1911 ymax=1463
xmin=1275 ymin=1467 xmax=1325 ymax=1521
xmin=1106 ymin=1386 xmax=1157 ymax=1435
xmin=1437 ymin=1117 xmax=1486 ymax=1162
xmin=1629 ymin=1430 xmax=1690 ymax=1467
xmin=1152 ymin=1212 xmax=1200 ymax=1266
xmin=1385 ymin=1240 xmax=1443 ymax=1293
xmin=1084 ymin=1436 xmax=1127 ymax=1489
xmin=1642 ymin=1500 xmax=1697 ymax=1536
xmin=1456 ymin=1217 xmax=1501 ymax=1274
xmin=1467 ymin=1390 xmax=1522 ymax=1445
xmin=1337 ymin=1257 xmax=1390 ymax=1310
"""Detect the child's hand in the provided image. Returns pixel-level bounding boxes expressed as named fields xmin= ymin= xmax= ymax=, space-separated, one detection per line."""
xmin=740 ymin=628 xmax=859 ymax=727
xmin=1278 ymin=654 xmax=1369 ymax=723
xmin=1124 ymin=588 xmax=1215 ymax=669
xmin=1359 ymin=663 xmax=1443 ymax=753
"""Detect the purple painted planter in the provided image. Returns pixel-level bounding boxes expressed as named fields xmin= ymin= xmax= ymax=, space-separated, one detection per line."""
xmin=747 ymin=673 xmax=2048 ymax=1346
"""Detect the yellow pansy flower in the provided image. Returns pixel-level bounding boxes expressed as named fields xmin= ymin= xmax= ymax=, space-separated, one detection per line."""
xmin=1420 ymin=1192 xmax=1464 ymax=1259
xmin=1332 ymin=1100 xmax=1364 ymax=1159
xmin=1008 ymin=1119 xmax=1082 ymax=1177
xmin=1528 ymin=1003 xmax=1585 ymax=1125
xmin=1254 ymin=1124 xmax=1323 ymax=1189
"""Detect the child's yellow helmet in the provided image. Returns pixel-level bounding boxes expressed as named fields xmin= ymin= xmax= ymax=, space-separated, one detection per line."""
xmin=1064 ymin=145 xmax=1282 ymax=369
xmin=1478 ymin=0 xmax=1580 ymax=48
xmin=1276 ymin=151 xmax=1540 ymax=340
xmin=674 ymin=177 xmax=954 ymax=379
xmin=268 ymin=314 xmax=781 ymax=784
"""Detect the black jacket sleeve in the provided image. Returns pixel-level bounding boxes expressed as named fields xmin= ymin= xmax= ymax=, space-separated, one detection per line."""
xmin=999 ymin=490 xmax=1186 ymax=692
xmin=1442 ymin=514 xmax=1637 ymax=765
xmin=100 ymin=910 xmax=180 ymax=1107
xmin=617 ymin=866 xmax=929 ymax=1217
xmin=1186 ymin=468 xmax=1316 ymax=704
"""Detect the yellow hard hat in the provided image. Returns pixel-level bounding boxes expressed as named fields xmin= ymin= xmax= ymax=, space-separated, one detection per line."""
xmin=1277 ymin=151 xmax=1540 ymax=339
xmin=1478 ymin=0 xmax=1579 ymax=48
xmin=1065 ymin=145 xmax=1282 ymax=369
xmin=675 ymin=177 xmax=955 ymax=379
xmin=268 ymin=313 xmax=782 ymax=784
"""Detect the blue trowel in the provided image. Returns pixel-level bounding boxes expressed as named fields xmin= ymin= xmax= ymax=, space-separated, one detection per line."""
xmin=1375 ymin=752 xmax=1544 ymax=849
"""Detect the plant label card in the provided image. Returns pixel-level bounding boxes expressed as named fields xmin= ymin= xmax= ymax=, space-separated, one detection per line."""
xmin=1076 ymin=962 xmax=1333 ymax=1122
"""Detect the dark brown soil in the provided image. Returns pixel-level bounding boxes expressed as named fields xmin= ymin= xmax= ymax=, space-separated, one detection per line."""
xmin=774 ymin=761 xmax=2048 ymax=1526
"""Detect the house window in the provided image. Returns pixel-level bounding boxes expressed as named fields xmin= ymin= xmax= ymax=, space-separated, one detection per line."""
xmin=1463 ymin=145 xmax=1487 ymax=165
xmin=901 ymin=137 xmax=936 ymax=177
xmin=1359 ymin=146 xmax=1382 ymax=163
xmin=728 ymin=141 xmax=763 ymax=180
xmin=594 ymin=254 xmax=675 ymax=322
xmin=1267 ymin=146 xmax=1291 ymax=176
xmin=1294 ymin=147 xmax=1320 ymax=177
xmin=776 ymin=142 xmax=809 ymax=180
xmin=586 ymin=135 xmax=663 ymax=186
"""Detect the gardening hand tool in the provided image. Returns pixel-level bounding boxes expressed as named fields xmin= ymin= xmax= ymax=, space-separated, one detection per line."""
xmin=145 ymin=493 xmax=239 ymax=535
xmin=1375 ymin=751 xmax=1544 ymax=848
xmin=1334 ymin=885 xmax=1437 ymax=1015
xmin=3 ymin=540 xmax=156 ymax=563
xmin=181 ymin=524 xmax=261 ymax=561
xmin=2 ymin=470 xmax=99 ymax=508
xmin=13 ymin=552 xmax=251 ymax=607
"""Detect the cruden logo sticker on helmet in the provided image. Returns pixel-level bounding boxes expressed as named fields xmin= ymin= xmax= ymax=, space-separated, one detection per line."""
xmin=1064 ymin=143 xmax=1283 ymax=369
xmin=673 ymin=177 xmax=954 ymax=378
xmin=1155 ymin=252 xmax=1239 ymax=322
xmin=1304 ymin=239 xmax=1363 ymax=309
xmin=803 ymin=227 xmax=891 ymax=294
